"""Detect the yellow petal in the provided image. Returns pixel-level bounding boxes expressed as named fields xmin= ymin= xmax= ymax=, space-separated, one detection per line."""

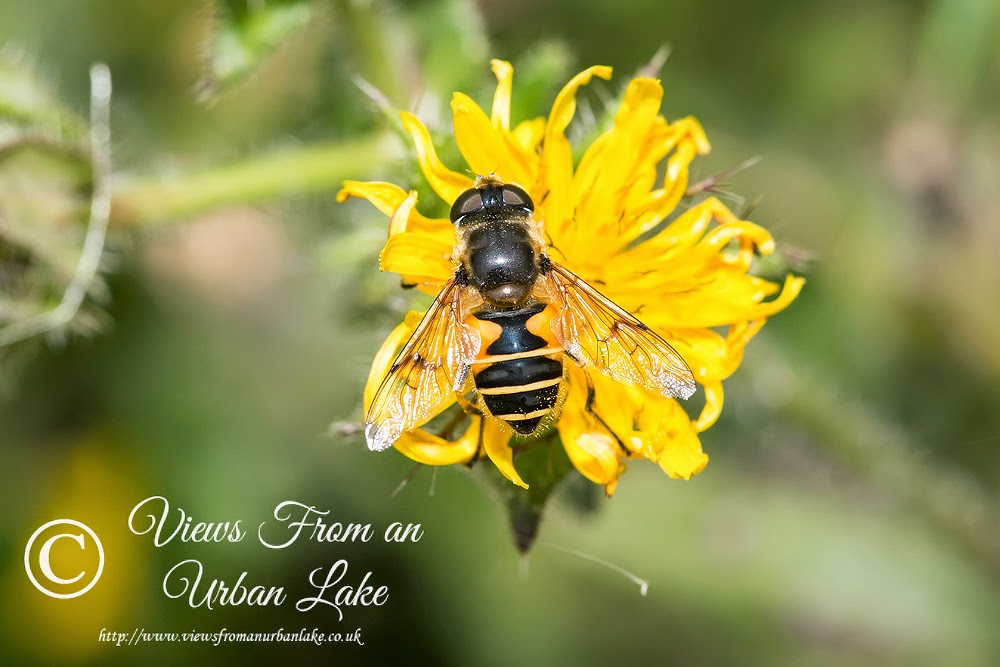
xmin=539 ymin=66 xmax=613 ymax=237
xmin=545 ymin=65 xmax=614 ymax=144
xmin=664 ymin=136 xmax=697 ymax=187
xmin=572 ymin=78 xmax=663 ymax=241
xmin=694 ymin=381 xmax=724 ymax=432
xmin=657 ymin=418 xmax=709 ymax=480
xmin=386 ymin=189 xmax=454 ymax=241
xmin=641 ymin=401 xmax=708 ymax=479
xmin=379 ymin=231 xmax=454 ymax=283
xmin=490 ymin=59 xmax=513 ymax=130
xmin=511 ymin=117 xmax=545 ymax=154
xmin=561 ymin=429 xmax=621 ymax=487
xmin=482 ymin=419 xmax=527 ymax=488
xmin=452 ymin=92 xmax=535 ymax=188
xmin=699 ymin=220 xmax=775 ymax=257
xmin=603 ymin=461 xmax=627 ymax=497
xmin=392 ymin=416 xmax=480 ymax=466
xmin=337 ymin=180 xmax=406 ymax=214
xmin=338 ymin=180 xmax=452 ymax=240
xmin=557 ymin=368 xmax=623 ymax=485
xmin=630 ymin=194 xmax=720 ymax=257
xmin=400 ymin=111 xmax=473 ymax=204
xmin=386 ymin=191 xmax=414 ymax=236
xmin=727 ymin=318 xmax=767 ymax=351
xmin=630 ymin=272 xmax=802 ymax=329
xmin=609 ymin=115 xmax=710 ymax=246
xmin=695 ymin=320 xmax=768 ymax=383
xmin=667 ymin=116 xmax=711 ymax=158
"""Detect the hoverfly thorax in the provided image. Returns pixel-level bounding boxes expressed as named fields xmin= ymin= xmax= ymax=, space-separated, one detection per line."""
xmin=451 ymin=175 xmax=541 ymax=309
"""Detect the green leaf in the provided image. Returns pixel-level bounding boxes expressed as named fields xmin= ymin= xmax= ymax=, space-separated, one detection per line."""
xmin=198 ymin=0 xmax=315 ymax=102
xmin=477 ymin=435 xmax=577 ymax=553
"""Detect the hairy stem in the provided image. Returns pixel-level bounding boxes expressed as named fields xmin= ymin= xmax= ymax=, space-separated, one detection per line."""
xmin=110 ymin=133 xmax=393 ymax=227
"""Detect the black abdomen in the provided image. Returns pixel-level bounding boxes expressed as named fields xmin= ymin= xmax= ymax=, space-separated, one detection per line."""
xmin=471 ymin=303 xmax=562 ymax=435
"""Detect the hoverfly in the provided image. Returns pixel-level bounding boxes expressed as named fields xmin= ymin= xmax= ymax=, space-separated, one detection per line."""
xmin=365 ymin=174 xmax=696 ymax=452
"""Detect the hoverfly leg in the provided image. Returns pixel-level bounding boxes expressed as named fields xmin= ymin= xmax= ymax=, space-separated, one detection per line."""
xmin=435 ymin=404 xmax=469 ymax=441
xmin=465 ymin=416 xmax=486 ymax=467
xmin=583 ymin=371 xmax=629 ymax=455
xmin=391 ymin=463 xmax=425 ymax=499
xmin=455 ymin=391 xmax=484 ymax=417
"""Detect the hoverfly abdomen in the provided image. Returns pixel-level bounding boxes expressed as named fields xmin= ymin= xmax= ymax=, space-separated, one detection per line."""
xmin=467 ymin=302 xmax=564 ymax=435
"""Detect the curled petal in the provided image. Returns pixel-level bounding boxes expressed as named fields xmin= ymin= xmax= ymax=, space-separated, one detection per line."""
xmin=339 ymin=180 xmax=452 ymax=240
xmin=697 ymin=320 xmax=769 ymax=383
xmin=490 ymin=59 xmax=513 ymax=130
xmin=393 ymin=416 xmax=480 ymax=465
xmin=337 ymin=180 xmax=406 ymax=214
xmin=400 ymin=111 xmax=473 ymax=203
xmin=694 ymin=381 xmax=724 ymax=432
xmin=379 ymin=232 xmax=454 ymax=283
xmin=699 ymin=221 xmax=775 ymax=257
xmin=665 ymin=137 xmax=698 ymax=186
xmin=666 ymin=116 xmax=711 ymax=159
xmin=545 ymin=65 xmax=614 ymax=143
xmin=386 ymin=189 xmax=454 ymax=242
xmin=386 ymin=192 xmax=415 ymax=236
xmin=727 ymin=318 xmax=767 ymax=351
xmin=746 ymin=274 xmax=806 ymax=321
xmin=482 ymin=419 xmax=527 ymax=488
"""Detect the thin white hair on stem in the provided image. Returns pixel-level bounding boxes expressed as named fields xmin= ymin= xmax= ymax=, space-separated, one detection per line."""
xmin=539 ymin=541 xmax=649 ymax=596
xmin=0 ymin=63 xmax=113 ymax=347
xmin=351 ymin=74 xmax=392 ymax=114
xmin=686 ymin=155 xmax=763 ymax=198
xmin=428 ymin=466 xmax=438 ymax=497
xmin=390 ymin=462 xmax=423 ymax=499
xmin=635 ymin=45 xmax=672 ymax=79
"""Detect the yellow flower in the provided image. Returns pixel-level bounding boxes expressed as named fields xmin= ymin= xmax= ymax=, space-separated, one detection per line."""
xmin=339 ymin=60 xmax=803 ymax=494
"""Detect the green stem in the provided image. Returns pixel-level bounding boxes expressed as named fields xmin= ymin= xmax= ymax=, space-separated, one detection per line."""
xmin=110 ymin=133 xmax=393 ymax=227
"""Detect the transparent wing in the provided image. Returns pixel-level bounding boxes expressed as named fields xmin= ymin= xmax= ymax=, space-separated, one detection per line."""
xmin=365 ymin=275 xmax=481 ymax=451
xmin=540 ymin=259 xmax=696 ymax=400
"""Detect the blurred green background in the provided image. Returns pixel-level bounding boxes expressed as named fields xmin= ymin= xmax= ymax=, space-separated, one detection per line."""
xmin=2 ymin=0 xmax=999 ymax=665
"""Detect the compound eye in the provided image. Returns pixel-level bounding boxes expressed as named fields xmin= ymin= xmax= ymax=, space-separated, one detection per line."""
xmin=450 ymin=189 xmax=484 ymax=223
xmin=501 ymin=184 xmax=534 ymax=211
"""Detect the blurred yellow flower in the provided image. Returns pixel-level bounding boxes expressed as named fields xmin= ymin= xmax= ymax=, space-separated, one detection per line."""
xmin=339 ymin=60 xmax=803 ymax=494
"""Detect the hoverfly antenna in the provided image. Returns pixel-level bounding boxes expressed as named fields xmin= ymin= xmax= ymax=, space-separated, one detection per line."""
xmin=474 ymin=172 xmax=504 ymax=189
